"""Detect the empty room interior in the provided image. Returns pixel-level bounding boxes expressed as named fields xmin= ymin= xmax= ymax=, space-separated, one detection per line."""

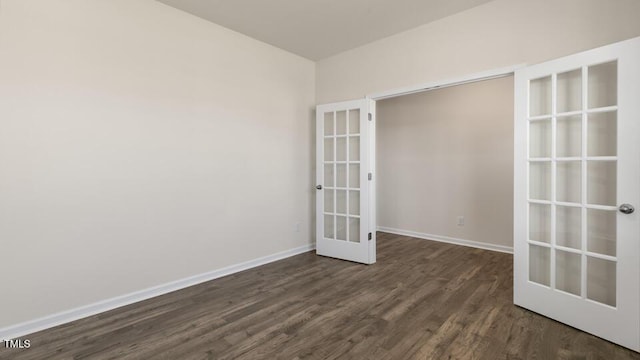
xmin=1 ymin=0 xmax=640 ymax=359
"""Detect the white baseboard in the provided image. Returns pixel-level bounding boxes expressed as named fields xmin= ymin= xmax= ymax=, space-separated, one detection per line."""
xmin=377 ymin=226 xmax=513 ymax=254
xmin=0 ymin=243 xmax=315 ymax=341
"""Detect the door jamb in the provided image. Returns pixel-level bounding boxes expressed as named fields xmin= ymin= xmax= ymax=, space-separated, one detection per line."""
xmin=363 ymin=63 xmax=525 ymax=245
xmin=367 ymin=64 xmax=525 ymax=101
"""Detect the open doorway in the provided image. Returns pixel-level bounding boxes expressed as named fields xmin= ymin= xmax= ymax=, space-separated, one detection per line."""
xmin=375 ymin=75 xmax=514 ymax=254
xmin=314 ymin=68 xmax=517 ymax=265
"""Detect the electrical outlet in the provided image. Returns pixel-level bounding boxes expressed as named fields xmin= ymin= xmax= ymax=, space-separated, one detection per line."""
xmin=457 ymin=216 xmax=465 ymax=226
xmin=295 ymin=222 xmax=301 ymax=232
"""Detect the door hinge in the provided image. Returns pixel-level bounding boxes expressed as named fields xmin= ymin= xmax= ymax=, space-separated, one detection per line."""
xmin=368 ymin=113 xmax=372 ymax=121
xmin=368 ymin=172 xmax=372 ymax=181
xmin=368 ymin=232 xmax=372 ymax=241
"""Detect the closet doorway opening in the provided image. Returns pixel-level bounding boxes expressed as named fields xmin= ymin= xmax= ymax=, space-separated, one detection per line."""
xmin=374 ymin=74 xmax=515 ymax=254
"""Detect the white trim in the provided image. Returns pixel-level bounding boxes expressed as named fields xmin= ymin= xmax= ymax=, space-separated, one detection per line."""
xmin=368 ymin=99 xmax=377 ymax=263
xmin=377 ymin=226 xmax=513 ymax=254
xmin=0 ymin=243 xmax=315 ymax=341
xmin=367 ymin=64 xmax=526 ymax=100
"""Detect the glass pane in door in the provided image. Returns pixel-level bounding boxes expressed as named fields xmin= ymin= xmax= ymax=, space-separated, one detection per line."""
xmin=324 ymin=138 xmax=334 ymax=161
xmin=322 ymin=110 xmax=337 ymax=241
xmin=349 ymin=191 xmax=360 ymax=216
xmin=336 ymin=138 xmax=347 ymax=161
xmin=336 ymin=216 xmax=347 ymax=241
xmin=336 ymin=111 xmax=347 ymax=135
xmin=530 ymin=203 xmax=551 ymax=243
xmin=349 ymin=164 xmax=360 ymax=188
xmin=587 ymin=257 xmax=616 ymax=306
xmin=526 ymin=60 xmax=619 ymax=305
xmin=530 ymin=120 xmax=551 ymax=157
xmin=530 ymin=76 xmax=552 ymax=116
xmin=587 ymin=112 xmax=617 ymax=156
xmin=336 ymin=190 xmax=347 ymax=214
xmin=587 ymin=161 xmax=616 ymax=206
xmin=349 ymin=136 xmax=360 ymax=161
xmin=336 ymin=164 xmax=347 ymax=188
xmin=556 ymin=115 xmax=582 ymax=157
xmin=324 ymin=189 xmax=334 ymax=213
xmin=530 ymin=244 xmax=551 ymax=286
xmin=556 ymin=161 xmax=581 ymax=203
xmin=530 ymin=162 xmax=551 ymax=200
xmin=346 ymin=110 xmax=362 ymax=243
xmin=556 ymin=250 xmax=581 ymax=295
xmin=349 ymin=109 xmax=360 ymax=134
xmin=557 ymin=69 xmax=582 ymax=113
xmin=349 ymin=218 xmax=360 ymax=243
xmin=556 ymin=206 xmax=581 ymax=249
xmin=324 ymin=164 xmax=334 ymax=187
xmin=324 ymin=112 xmax=334 ymax=135
xmin=588 ymin=61 xmax=617 ymax=109
xmin=587 ymin=209 xmax=616 ymax=256
xmin=320 ymin=107 xmax=364 ymax=244
xmin=324 ymin=215 xmax=334 ymax=239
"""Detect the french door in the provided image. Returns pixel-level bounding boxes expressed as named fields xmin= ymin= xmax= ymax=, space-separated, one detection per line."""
xmin=514 ymin=37 xmax=640 ymax=351
xmin=315 ymin=99 xmax=376 ymax=264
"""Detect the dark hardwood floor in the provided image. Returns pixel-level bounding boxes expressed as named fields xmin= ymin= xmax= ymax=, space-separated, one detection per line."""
xmin=2 ymin=232 xmax=638 ymax=359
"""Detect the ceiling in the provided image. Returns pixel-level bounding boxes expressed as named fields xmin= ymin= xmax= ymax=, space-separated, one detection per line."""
xmin=156 ymin=0 xmax=494 ymax=60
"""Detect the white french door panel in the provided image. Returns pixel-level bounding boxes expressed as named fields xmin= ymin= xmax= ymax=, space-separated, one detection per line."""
xmin=514 ymin=36 xmax=640 ymax=351
xmin=316 ymin=99 xmax=376 ymax=264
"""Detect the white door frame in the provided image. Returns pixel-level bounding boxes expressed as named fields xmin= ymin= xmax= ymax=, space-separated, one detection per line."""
xmin=364 ymin=63 xmax=524 ymax=242
xmin=367 ymin=64 xmax=524 ymax=101
xmin=317 ymin=64 xmax=523 ymax=258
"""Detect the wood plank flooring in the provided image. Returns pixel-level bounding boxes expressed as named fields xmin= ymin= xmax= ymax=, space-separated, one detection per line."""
xmin=1 ymin=232 xmax=638 ymax=359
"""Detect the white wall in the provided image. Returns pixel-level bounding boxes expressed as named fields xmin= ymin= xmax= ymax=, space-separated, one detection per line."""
xmin=377 ymin=77 xmax=514 ymax=248
xmin=316 ymin=0 xmax=640 ymax=103
xmin=0 ymin=0 xmax=315 ymax=329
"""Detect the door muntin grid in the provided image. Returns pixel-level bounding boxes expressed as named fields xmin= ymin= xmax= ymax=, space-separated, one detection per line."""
xmin=527 ymin=61 xmax=618 ymax=307
xmin=322 ymin=109 xmax=362 ymax=243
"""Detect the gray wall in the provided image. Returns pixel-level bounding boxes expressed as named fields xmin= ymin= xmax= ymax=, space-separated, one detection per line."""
xmin=0 ymin=0 xmax=315 ymax=329
xmin=377 ymin=76 xmax=514 ymax=248
xmin=317 ymin=0 xmax=640 ymax=103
